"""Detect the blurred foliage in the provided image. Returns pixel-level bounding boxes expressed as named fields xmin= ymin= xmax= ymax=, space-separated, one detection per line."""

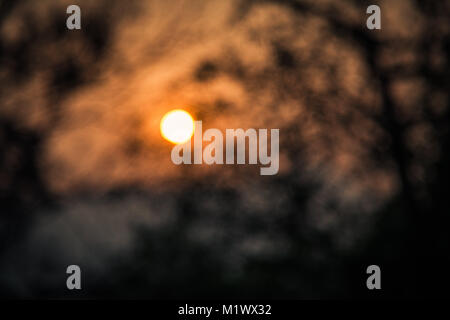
xmin=0 ymin=0 xmax=449 ymax=298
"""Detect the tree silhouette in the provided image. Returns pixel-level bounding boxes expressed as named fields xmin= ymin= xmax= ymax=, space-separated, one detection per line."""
xmin=0 ymin=0 xmax=448 ymax=298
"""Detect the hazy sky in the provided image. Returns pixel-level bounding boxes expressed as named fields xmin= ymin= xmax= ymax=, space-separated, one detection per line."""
xmin=0 ymin=0 xmax=445 ymax=297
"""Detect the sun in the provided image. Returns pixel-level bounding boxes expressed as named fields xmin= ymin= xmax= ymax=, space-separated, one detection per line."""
xmin=160 ymin=109 xmax=195 ymax=144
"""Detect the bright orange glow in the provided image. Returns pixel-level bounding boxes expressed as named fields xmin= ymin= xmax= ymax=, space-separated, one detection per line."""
xmin=160 ymin=109 xmax=195 ymax=144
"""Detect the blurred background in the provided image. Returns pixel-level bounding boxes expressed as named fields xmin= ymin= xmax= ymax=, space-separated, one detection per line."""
xmin=0 ymin=0 xmax=449 ymax=299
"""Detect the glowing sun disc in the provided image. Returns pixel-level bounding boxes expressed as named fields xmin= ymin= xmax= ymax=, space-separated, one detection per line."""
xmin=160 ymin=109 xmax=195 ymax=144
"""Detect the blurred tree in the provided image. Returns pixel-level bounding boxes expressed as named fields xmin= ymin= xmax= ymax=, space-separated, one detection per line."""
xmin=0 ymin=0 xmax=448 ymax=298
